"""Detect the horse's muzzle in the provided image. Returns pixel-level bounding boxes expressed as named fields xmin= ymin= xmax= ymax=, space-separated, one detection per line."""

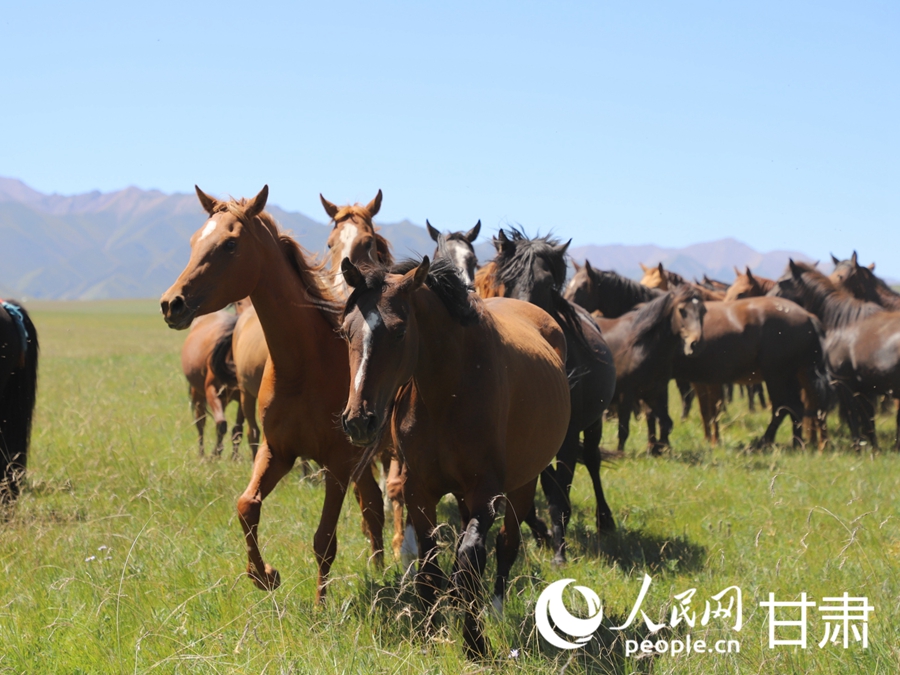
xmin=341 ymin=410 xmax=379 ymax=447
xmin=160 ymin=294 xmax=195 ymax=330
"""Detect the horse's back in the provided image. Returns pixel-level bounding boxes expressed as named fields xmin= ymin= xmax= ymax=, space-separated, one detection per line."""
xmin=482 ymin=297 xmax=571 ymax=490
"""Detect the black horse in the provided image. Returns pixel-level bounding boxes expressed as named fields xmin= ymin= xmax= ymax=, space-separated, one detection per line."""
xmin=486 ymin=229 xmax=617 ymax=563
xmin=426 ymin=219 xmax=481 ymax=288
xmin=1 ymin=300 xmax=39 ymax=506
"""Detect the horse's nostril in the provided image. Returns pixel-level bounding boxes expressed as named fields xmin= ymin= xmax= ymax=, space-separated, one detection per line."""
xmin=170 ymin=296 xmax=185 ymax=316
xmin=160 ymin=300 xmax=169 ymax=316
xmin=366 ymin=413 xmax=378 ymax=434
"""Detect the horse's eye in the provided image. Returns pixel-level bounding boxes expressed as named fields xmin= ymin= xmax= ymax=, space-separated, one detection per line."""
xmin=224 ymin=239 xmax=237 ymax=252
xmin=394 ymin=329 xmax=406 ymax=341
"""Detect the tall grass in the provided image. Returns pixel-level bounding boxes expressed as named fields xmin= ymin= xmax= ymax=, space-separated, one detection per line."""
xmin=0 ymin=300 xmax=897 ymax=673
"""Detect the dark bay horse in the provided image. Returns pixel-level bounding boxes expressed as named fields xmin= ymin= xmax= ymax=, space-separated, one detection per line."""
xmin=161 ymin=186 xmax=385 ymax=599
xmin=426 ymin=219 xmax=481 ymax=287
xmin=0 ymin=300 xmax=38 ymax=507
xmin=484 ymin=230 xmax=617 ymax=561
xmin=771 ymin=260 xmax=900 ymax=448
xmin=321 ymin=190 xmax=393 ymax=298
xmin=830 ymin=252 xmax=900 ymax=310
xmin=181 ymin=308 xmax=245 ymax=458
xmin=339 ymin=255 xmax=570 ymax=656
xmin=594 ymin=286 xmax=706 ymax=453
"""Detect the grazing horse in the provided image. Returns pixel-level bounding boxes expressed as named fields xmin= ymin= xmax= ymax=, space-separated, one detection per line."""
xmin=426 ymin=219 xmax=481 ymax=287
xmin=339 ymin=256 xmax=570 ymax=656
xmin=0 ymin=301 xmax=38 ymax=507
xmin=485 ymin=230 xmax=617 ymax=561
xmin=594 ymin=286 xmax=706 ymax=452
xmin=181 ymin=306 xmax=247 ymax=458
xmin=724 ymin=267 xmax=776 ymax=302
xmin=830 ymin=252 xmax=900 ymax=310
xmin=320 ymin=190 xmax=393 ymax=298
xmin=161 ymin=186 xmax=385 ymax=599
xmin=771 ymin=260 xmax=900 ymax=448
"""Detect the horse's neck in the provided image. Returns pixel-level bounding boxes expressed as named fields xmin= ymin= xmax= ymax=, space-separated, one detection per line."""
xmin=873 ymin=278 xmax=900 ymax=309
xmin=251 ymin=244 xmax=342 ymax=377
xmin=408 ymin=290 xmax=468 ymax=403
xmin=804 ymin=280 xmax=881 ymax=330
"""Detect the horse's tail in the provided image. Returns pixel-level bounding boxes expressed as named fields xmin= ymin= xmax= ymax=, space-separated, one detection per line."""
xmin=209 ymin=315 xmax=238 ymax=387
xmin=803 ymin=315 xmax=834 ymax=412
xmin=1 ymin=304 xmax=39 ymax=504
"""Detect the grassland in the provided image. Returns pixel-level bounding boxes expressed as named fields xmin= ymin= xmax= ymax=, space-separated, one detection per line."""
xmin=1 ymin=299 xmax=898 ymax=674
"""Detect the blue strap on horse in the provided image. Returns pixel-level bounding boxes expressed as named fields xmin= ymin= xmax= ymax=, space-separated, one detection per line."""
xmin=1 ymin=300 xmax=29 ymax=363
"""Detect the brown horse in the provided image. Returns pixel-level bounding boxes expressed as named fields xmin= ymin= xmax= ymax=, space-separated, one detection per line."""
xmin=830 ymin=252 xmax=900 ymax=310
xmin=181 ymin=309 xmax=245 ymax=458
xmin=232 ymin=305 xmax=266 ymax=457
xmin=320 ymin=190 xmax=393 ymax=298
xmin=339 ymin=255 xmax=570 ymax=656
xmin=641 ymin=262 xmax=726 ymax=301
xmin=0 ymin=300 xmax=38 ymax=507
xmin=724 ymin=266 xmax=776 ymax=302
xmin=426 ymin=219 xmax=481 ymax=287
xmin=771 ymin=260 xmax=900 ymax=448
xmin=161 ymin=186 xmax=385 ymax=599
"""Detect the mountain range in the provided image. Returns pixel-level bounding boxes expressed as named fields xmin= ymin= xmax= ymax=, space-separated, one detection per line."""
xmin=0 ymin=178 xmax=815 ymax=300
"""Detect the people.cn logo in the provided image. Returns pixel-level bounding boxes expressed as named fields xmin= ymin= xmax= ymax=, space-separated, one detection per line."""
xmin=535 ymin=579 xmax=604 ymax=649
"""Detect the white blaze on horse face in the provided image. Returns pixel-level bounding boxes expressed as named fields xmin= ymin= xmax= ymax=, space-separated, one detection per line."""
xmin=333 ymin=223 xmax=360 ymax=296
xmin=354 ymin=309 xmax=382 ymax=393
xmin=199 ymin=219 xmax=218 ymax=241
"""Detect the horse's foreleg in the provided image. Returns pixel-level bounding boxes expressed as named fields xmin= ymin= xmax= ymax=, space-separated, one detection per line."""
xmin=617 ymin=395 xmax=633 ymax=452
xmin=231 ymin=394 xmax=245 ymax=460
xmin=582 ymin=419 xmax=615 ymax=534
xmin=540 ymin=429 xmax=578 ymax=565
xmin=312 ymin=468 xmax=350 ymax=602
xmin=240 ymin=392 xmax=260 ymax=460
xmin=236 ymin=442 xmax=295 ymax=591
xmin=453 ymin=497 xmax=497 ymax=658
xmin=353 ymin=465 xmax=385 ymax=567
xmin=191 ymin=388 xmax=206 ymax=457
xmin=492 ymin=480 xmax=535 ymax=614
xmin=407 ymin=493 xmax=444 ymax=632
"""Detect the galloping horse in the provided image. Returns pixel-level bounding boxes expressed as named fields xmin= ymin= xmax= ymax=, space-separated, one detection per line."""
xmin=339 ymin=256 xmax=570 ymax=656
xmin=161 ymin=186 xmax=385 ymax=599
xmin=0 ymin=300 xmax=38 ymax=506
xmin=771 ymin=260 xmax=900 ymax=448
xmin=426 ymin=219 xmax=481 ymax=286
xmin=320 ymin=190 xmax=393 ymax=298
xmin=594 ymin=286 xmax=706 ymax=452
xmin=483 ymin=230 xmax=617 ymax=561
xmin=181 ymin=302 xmax=249 ymax=458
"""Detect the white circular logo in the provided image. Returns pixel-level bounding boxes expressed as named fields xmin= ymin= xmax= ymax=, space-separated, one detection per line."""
xmin=535 ymin=578 xmax=604 ymax=649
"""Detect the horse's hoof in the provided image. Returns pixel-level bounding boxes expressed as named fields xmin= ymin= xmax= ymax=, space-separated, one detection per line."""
xmin=249 ymin=563 xmax=281 ymax=591
xmin=552 ymin=552 xmax=567 ymax=567
xmin=597 ymin=516 xmax=617 ymax=536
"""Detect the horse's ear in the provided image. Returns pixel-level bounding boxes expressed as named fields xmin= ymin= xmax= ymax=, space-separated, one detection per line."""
xmin=584 ymin=259 xmax=594 ymax=274
xmin=572 ymin=260 xmax=582 ymax=272
xmin=851 ymin=250 xmax=858 ymax=266
xmin=734 ymin=266 xmax=741 ymax=277
xmin=195 ymin=186 xmax=219 ymax=214
xmin=657 ymin=262 xmax=665 ymax=274
xmin=366 ymin=189 xmax=383 ymax=217
xmin=465 ymin=220 xmax=481 ymax=243
xmin=831 ymin=253 xmax=840 ymax=266
xmin=640 ymin=262 xmax=649 ymax=272
xmin=320 ymin=194 xmax=339 ymax=219
xmin=341 ymin=258 xmax=365 ymax=289
xmin=869 ymin=262 xmax=876 ymax=271
xmin=555 ymin=239 xmax=572 ymax=257
xmin=746 ymin=267 xmax=755 ymax=281
xmin=789 ymin=258 xmax=803 ymax=277
xmin=244 ymin=185 xmax=269 ymax=219
xmin=400 ymin=256 xmax=430 ymax=291
xmin=426 ymin=219 xmax=440 ymax=242
xmin=495 ymin=229 xmax=514 ymax=253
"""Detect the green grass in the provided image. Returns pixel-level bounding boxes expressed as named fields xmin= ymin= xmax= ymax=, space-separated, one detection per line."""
xmin=1 ymin=300 xmax=898 ymax=673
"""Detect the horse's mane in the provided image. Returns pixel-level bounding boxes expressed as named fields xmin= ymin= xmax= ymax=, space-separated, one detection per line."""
xmin=593 ymin=268 xmax=664 ymax=312
xmin=491 ymin=228 xmax=594 ymax=356
xmin=627 ymin=285 xmax=702 ymax=347
xmin=474 ymin=261 xmax=503 ymax=298
xmin=218 ymin=200 xmax=342 ymax=328
xmin=665 ymin=269 xmax=688 ymax=286
xmin=789 ymin=262 xmax=883 ymax=329
xmin=345 ymin=257 xmax=482 ymax=327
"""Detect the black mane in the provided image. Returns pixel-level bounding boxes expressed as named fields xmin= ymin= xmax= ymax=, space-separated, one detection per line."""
xmin=786 ymin=262 xmax=884 ymax=330
xmin=345 ymin=257 xmax=481 ymax=326
xmin=592 ymin=268 xmax=665 ymax=318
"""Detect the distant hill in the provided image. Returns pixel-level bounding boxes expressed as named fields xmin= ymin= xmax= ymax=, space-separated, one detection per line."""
xmin=0 ymin=177 xmax=819 ymax=299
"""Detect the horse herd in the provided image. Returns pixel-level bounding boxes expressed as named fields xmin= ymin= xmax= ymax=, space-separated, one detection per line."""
xmin=2 ymin=183 xmax=898 ymax=658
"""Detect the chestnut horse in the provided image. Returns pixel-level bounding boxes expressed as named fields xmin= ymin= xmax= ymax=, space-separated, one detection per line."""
xmin=0 ymin=300 xmax=38 ymax=506
xmin=181 ymin=306 xmax=247 ymax=458
xmin=483 ymin=230 xmax=617 ymax=561
xmin=320 ymin=190 xmax=393 ymax=298
xmin=426 ymin=219 xmax=481 ymax=287
xmin=771 ymin=260 xmax=900 ymax=448
xmin=161 ymin=186 xmax=385 ymax=599
xmin=232 ymin=305 xmax=266 ymax=457
xmin=724 ymin=266 xmax=776 ymax=302
xmin=339 ymin=255 xmax=570 ymax=656
xmin=641 ymin=262 xmax=725 ymax=301
xmin=594 ymin=286 xmax=706 ymax=453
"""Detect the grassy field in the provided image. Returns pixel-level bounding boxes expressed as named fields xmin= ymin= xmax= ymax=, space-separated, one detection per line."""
xmin=1 ymin=299 xmax=898 ymax=674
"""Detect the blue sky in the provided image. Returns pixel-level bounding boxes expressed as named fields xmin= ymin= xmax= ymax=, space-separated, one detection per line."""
xmin=2 ymin=1 xmax=897 ymax=272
